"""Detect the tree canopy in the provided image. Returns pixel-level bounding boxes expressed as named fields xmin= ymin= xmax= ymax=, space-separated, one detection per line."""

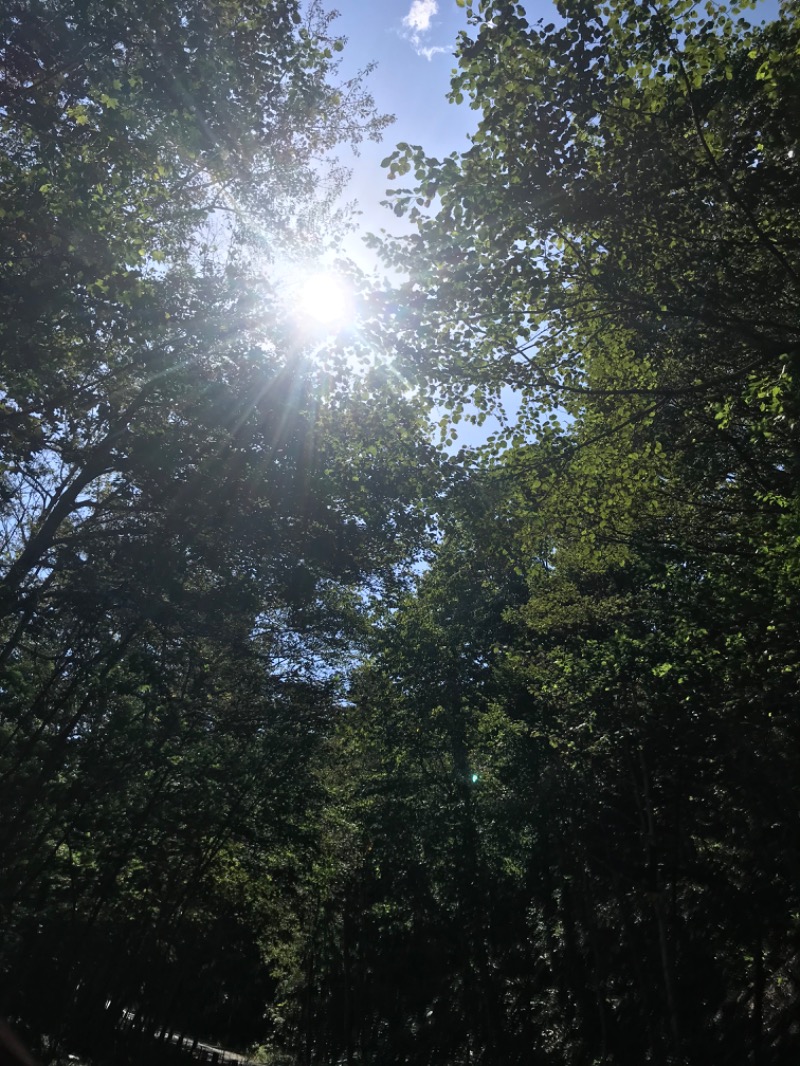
xmin=2 ymin=0 xmax=800 ymax=1064
xmin=0 ymin=1 xmax=438 ymax=1057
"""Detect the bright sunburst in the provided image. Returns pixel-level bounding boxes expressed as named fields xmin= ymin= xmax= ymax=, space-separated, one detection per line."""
xmin=294 ymin=270 xmax=353 ymax=331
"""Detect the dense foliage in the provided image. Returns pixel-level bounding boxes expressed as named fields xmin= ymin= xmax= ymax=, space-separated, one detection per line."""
xmin=310 ymin=1 xmax=798 ymax=1063
xmin=2 ymin=0 xmax=800 ymax=1064
xmin=0 ymin=0 xmax=438 ymax=1059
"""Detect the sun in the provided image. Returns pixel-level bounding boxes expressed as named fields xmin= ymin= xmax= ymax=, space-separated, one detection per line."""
xmin=294 ymin=270 xmax=353 ymax=331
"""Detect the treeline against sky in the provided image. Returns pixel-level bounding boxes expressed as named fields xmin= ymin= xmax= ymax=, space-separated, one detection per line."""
xmin=1 ymin=1 xmax=800 ymax=1065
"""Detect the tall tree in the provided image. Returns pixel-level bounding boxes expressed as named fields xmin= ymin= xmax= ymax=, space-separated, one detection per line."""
xmin=0 ymin=1 xmax=441 ymax=1056
xmin=313 ymin=1 xmax=800 ymax=1063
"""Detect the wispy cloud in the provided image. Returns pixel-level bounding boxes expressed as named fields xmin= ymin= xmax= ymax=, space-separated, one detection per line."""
xmin=418 ymin=44 xmax=449 ymax=60
xmin=401 ymin=0 xmax=449 ymax=60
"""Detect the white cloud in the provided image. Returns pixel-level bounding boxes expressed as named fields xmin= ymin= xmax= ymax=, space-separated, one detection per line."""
xmin=403 ymin=0 xmax=438 ymax=35
xmin=402 ymin=0 xmax=448 ymax=58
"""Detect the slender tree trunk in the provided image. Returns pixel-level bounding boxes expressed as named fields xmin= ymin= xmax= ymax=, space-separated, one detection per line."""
xmin=638 ymin=749 xmax=682 ymax=1065
xmin=579 ymin=865 xmax=610 ymax=1061
xmin=752 ymin=924 xmax=764 ymax=1066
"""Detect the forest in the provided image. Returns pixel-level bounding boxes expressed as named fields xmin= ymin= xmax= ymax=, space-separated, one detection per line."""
xmin=1 ymin=0 xmax=799 ymax=1063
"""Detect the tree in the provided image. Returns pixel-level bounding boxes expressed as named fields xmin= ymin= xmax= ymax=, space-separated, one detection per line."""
xmin=324 ymin=1 xmax=800 ymax=1062
xmin=0 ymin=1 xmax=441 ymax=1056
xmin=377 ymin=0 xmax=800 ymax=572
xmin=0 ymin=0 xmax=404 ymax=631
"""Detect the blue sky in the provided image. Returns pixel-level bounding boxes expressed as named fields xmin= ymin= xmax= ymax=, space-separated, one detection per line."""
xmin=328 ymin=0 xmax=558 ymax=266
xmin=324 ymin=0 xmax=570 ymax=456
xmin=322 ymin=1 xmax=558 ymax=450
